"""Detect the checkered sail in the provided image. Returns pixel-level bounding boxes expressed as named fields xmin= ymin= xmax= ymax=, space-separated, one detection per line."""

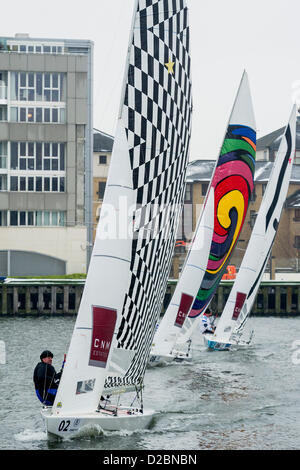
xmin=52 ymin=0 xmax=192 ymax=415
xmin=105 ymin=0 xmax=192 ymax=391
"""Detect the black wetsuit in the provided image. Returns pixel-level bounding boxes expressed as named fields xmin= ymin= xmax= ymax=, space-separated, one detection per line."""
xmin=33 ymin=361 xmax=62 ymax=406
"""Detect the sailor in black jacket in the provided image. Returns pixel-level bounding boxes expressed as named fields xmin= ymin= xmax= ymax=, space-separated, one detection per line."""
xmin=33 ymin=350 xmax=63 ymax=406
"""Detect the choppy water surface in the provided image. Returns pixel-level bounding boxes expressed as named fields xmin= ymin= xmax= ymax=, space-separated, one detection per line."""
xmin=1 ymin=315 xmax=300 ymax=450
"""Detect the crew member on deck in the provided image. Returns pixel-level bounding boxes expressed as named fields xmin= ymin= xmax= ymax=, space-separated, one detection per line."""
xmin=33 ymin=350 xmax=64 ymax=406
xmin=199 ymin=308 xmax=216 ymax=334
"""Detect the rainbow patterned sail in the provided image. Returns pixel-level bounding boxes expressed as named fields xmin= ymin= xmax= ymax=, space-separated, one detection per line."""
xmin=189 ymin=71 xmax=256 ymax=318
xmin=149 ymin=71 xmax=256 ymax=362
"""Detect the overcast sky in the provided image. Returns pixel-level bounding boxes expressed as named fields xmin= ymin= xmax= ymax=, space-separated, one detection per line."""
xmin=2 ymin=0 xmax=300 ymax=159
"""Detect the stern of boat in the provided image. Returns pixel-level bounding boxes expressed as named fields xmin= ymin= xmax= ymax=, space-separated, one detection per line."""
xmin=41 ymin=406 xmax=157 ymax=438
xmin=203 ymin=334 xmax=232 ymax=351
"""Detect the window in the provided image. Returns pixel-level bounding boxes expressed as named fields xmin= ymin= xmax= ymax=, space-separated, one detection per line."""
xmin=201 ymin=183 xmax=208 ymax=197
xmin=97 ymin=181 xmax=106 ymax=200
xmin=20 ymin=177 xmax=26 ymax=191
xmin=0 ymin=175 xmax=7 ymax=190
xmin=10 ymin=211 xmax=18 ymax=225
xmin=262 ymin=184 xmax=267 ymax=196
xmin=10 ymin=176 xmax=18 ymax=191
xmin=0 ymin=142 xmax=7 ymax=169
xmin=10 ymin=175 xmax=65 ymax=193
xmin=250 ymin=188 xmax=256 ymax=202
xmin=28 ymin=212 xmax=34 ymax=225
xmin=0 ymin=72 xmax=7 ymax=100
xmin=0 ymin=211 xmax=7 ymax=226
xmin=184 ymin=183 xmax=192 ymax=202
xmin=295 ymin=236 xmax=300 ymax=249
xmin=295 ymin=209 xmax=300 ymax=221
xmin=249 ymin=210 xmax=257 ymax=228
xmin=6 ymin=43 xmax=64 ymax=54
xmin=9 ymin=105 xmax=65 ymax=123
xmin=28 ymin=177 xmax=34 ymax=191
xmin=36 ymin=177 xmax=42 ymax=192
xmin=0 ymin=106 xmax=7 ymax=121
xmin=9 ymin=141 xmax=65 ymax=172
xmin=4 ymin=210 xmax=66 ymax=226
xmin=20 ymin=211 xmax=26 ymax=226
xmin=10 ymin=72 xmax=66 ymax=104
xmin=99 ymin=155 xmax=107 ymax=164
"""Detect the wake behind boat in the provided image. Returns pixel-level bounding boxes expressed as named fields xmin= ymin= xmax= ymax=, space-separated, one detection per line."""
xmin=149 ymin=70 xmax=256 ymax=366
xmin=41 ymin=0 xmax=193 ymax=438
xmin=205 ymin=105 xmax=297 ymax=351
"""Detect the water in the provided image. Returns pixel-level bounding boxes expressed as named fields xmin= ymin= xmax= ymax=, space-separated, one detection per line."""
xmin=1 ymin=315 xmax=300 ymax=450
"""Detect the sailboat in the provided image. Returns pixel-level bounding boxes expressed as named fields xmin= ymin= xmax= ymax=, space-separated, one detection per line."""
xmin=149 ymin=71 xmax=256 ymax=365
xmin=204 ymin=105 xmax=297 ymax=351
xmin=41 ymin=0 xmax=192 ymax=438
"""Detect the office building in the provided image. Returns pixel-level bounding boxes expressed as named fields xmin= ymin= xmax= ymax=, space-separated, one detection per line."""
xmin=0 ymin=34 xmax=93 ymax=276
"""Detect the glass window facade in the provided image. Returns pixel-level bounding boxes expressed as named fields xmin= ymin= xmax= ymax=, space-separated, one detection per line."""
xmin=0 ymin=140 xmax=66 ymax=193
xmin=9 ymin=141 xmax=65 ymax=172
xmin=0 ymin=210 xmax=66 ymax=226
xmin=10 ymin=71 xmax=66 ymax=104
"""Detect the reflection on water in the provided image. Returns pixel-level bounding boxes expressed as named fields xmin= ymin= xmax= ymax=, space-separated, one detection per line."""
xmin=1 ymin=316 xmax=300 ymax=450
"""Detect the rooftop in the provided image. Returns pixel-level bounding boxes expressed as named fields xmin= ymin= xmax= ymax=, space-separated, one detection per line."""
xmin=93 ymin=129 xmax=114 ymax=152
xmin=285 ymin=189 xmax=300 ymax=208
xmin=257 ymin=119 xmax=300 ymax=151
xmin=186 ymin=159 xmax=300 ymax=183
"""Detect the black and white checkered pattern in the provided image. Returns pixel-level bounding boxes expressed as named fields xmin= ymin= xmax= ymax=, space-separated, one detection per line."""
xmin=104 ymin=0 xmax=192 ymax=390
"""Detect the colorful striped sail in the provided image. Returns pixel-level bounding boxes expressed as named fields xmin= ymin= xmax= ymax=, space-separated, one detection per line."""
xmin=150 ymin=71 xmax=256 ymax=356
xmin=189 ymin=71 xmax=256 ymax=318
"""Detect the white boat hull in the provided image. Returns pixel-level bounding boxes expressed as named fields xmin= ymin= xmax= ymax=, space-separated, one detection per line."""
xmin=41 ymin=406 xmax=157 ymax=438
xmin=148 ymin=350 xmax=192 ymax=367
xmin=203 ymin=334 xmax=232 ymax=351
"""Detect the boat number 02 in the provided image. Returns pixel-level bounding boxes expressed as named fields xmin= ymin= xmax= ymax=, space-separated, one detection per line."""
xmin=58 ymin=420 xmax=71 ymax=432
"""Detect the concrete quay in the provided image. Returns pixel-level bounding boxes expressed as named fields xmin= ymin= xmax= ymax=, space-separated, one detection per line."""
xmin=0 ymin=278 xmax=300 ymax=316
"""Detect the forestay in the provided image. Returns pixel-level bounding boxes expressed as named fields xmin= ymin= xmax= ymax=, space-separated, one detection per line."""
xmin=52 ymin=0 xmax=192 ymax=416
xmin=214 ymin=105 xmax=297 ymax=343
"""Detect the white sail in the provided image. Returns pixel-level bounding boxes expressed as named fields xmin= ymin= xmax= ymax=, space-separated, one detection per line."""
xmin=151 ymin=189 xmax=214 ymax=357
xmin=52 ymin=0 xmax=192 ymax=417
xmin=214 ymin=105 xmax=297 ymax=344
xmin=150 ymin=71 xmax=256 ymax=359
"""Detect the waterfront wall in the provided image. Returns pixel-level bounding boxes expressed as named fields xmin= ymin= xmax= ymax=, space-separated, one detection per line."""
xmin=1 ymin=278 xmax=300 ymax=316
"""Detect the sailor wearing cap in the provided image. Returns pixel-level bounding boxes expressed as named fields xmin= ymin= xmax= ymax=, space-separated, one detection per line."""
xmin=33 ymin=350 xmax=63 ymax=406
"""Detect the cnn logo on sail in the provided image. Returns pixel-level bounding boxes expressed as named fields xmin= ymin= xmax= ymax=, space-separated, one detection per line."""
xmin=0 ymin=341 xmax=6 ymax=365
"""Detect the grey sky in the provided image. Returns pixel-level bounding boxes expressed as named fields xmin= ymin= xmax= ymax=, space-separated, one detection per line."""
xmin=3 ymin=0 xmax=300 ymax=159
